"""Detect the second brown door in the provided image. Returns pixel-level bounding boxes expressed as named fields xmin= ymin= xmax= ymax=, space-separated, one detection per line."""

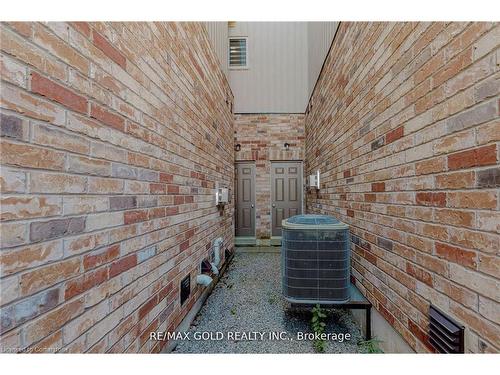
xmin=271 ymin=161 xmax=303 ymax=236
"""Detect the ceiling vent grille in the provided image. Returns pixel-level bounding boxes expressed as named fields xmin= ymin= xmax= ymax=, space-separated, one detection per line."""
xmin=429 ymin=305 xmax=464 ymax=353
xmin=229 ymin=37 xmax=248 ymax=69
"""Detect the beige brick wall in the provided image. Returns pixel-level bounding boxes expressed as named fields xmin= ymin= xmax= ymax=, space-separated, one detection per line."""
xmin=0 ymin=22 xmax=234 ymax=353
xmin=234 ymin=114 xmax=305 ymax=241
xmin=305 ymin=22 xmax=499 ymax=353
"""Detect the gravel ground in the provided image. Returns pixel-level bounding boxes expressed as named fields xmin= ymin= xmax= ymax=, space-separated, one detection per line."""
xmin=173 ymin=251 xmax=365 ymax=353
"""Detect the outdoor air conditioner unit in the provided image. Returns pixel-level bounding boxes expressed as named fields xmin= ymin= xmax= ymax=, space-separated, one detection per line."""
xmin=281 ymin=214 xmax=350 ymax=304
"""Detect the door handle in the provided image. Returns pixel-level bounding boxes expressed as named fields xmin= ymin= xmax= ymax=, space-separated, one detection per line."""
xmin=251 ymin=204 xmax=254 ymax=208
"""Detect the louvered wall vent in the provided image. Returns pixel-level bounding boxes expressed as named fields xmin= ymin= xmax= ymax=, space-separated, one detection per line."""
xmin=180 ymin=274 xmax=190 ymax=306
xmin=429 ymin=305 xmax=464 ymax=353
xmin=229 ymin=37 xmax=248 ymax=69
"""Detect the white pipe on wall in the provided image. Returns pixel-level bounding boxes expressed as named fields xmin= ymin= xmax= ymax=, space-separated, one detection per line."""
xmin=210 ymin=237 xmax=224 ymax=275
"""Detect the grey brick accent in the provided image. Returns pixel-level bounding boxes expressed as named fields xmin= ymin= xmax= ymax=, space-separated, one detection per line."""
xmin=111 ymin=163 xmax=138 ymax=179
xmin=377 ymin=237 xmax=393 ymax=251
xmin=477 ymin=167 xmax=500 ymax=188
xmin=0 ymin=288 xmax=59 ymax=334
xmin=446 ymin=100 xmax=497 ymax=134
xmin=30 ymin=217 xmax=86 ymax=242
xmin=137 ymin=196 xmax=158 ymax=208
xmin=109 ymin=196 xmax=137 ymax=210
xmin=0 ymin=114 xmax=23 ymax=139
xmin=371 ymin=137 xmax=384 ymax=150
xmin=137 ymin=168 xmax=158 ymax=182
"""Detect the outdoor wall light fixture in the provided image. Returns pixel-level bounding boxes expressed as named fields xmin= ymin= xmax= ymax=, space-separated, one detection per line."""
xmin=235 ymin=143 xmax=241 ymax=152
xmin=284 ymin=142 xmax=290 ymax=150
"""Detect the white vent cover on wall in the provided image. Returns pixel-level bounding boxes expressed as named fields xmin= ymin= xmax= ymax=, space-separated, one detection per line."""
xmin=307 ymin=170 xmax=320 ymax=190
xmin=229 ymin=37 xmax=248 ymax=69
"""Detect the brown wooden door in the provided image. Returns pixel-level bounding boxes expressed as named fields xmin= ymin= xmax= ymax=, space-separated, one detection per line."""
xmin=271 ymin=162 xmax=302 ymax=236
xmin=235 ymin=162 xmax=256 ymax=237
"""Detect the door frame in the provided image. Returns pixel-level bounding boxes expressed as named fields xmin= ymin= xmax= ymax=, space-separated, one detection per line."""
xmin=270 ymin=160 xmax=304 ymax=238
xmin=234 ymin=161 xmax=257 ymax=238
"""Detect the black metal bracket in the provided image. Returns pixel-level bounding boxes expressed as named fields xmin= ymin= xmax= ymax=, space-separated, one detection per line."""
xmin=290 ymin=303 xmax=372 ymax=341
xmin=289 ymin=283 xmax=373 ymax=341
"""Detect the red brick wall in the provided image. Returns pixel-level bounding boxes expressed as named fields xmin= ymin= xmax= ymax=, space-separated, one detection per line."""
xmin=0 ymin=22 xmax=234 ymax=353
xmin=234 ymin=114 xmax=305 ymax=241
xmin=305 ymin=22 xmax=499 ymax=352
